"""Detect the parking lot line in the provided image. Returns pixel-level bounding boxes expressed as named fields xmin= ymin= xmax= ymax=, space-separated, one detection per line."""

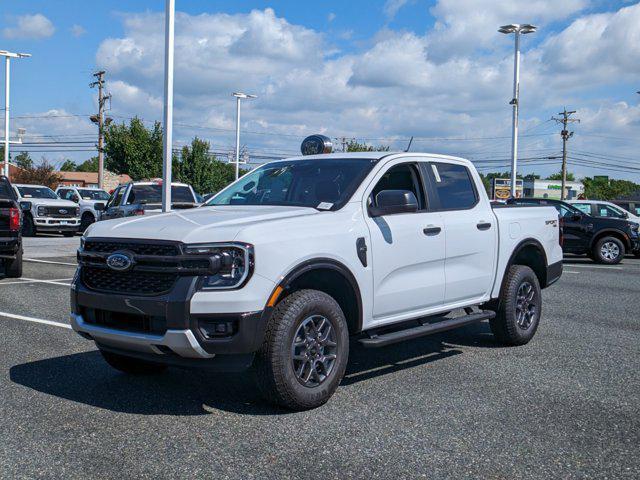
xmin=24 ymin=258 xmax=77 ymax=266
xmin=0 ymin=311 xmax=71 ymax=329
xmin=14 ymin=277 xmax=74 ymax=287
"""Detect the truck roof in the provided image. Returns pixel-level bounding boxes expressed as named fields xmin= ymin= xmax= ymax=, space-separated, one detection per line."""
xmin=273 ymin=152 xmax=472 ymax=164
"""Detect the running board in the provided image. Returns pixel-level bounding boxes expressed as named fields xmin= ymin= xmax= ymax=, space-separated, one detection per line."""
xmin=359 ymin=311 xmax=496 ymax=348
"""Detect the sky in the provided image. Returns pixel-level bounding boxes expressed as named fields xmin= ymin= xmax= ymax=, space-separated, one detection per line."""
xmin=1 ymin=0 xmax=639 ymax=180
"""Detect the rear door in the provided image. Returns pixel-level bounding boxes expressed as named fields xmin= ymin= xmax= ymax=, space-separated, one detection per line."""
xmin=424 ymin=161 xmax=497 ymax=304
xmin=364 ymin=158 xmax=445 ymax=322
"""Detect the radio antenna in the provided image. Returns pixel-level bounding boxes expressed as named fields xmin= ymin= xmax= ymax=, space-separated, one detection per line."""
xmin=404 ymin=136 xmax=414 ymax=152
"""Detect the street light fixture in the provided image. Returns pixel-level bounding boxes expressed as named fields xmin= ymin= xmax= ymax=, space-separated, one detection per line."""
xmin=0 ymin=50 xmax=31 ymax=178
xmin=499 ymin=23 xmax=537 ymax=198
xmin=232 ymin=92 xmax=257 ymax=180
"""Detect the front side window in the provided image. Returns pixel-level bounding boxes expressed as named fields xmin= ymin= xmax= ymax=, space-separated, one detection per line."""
xmin=16 ymin=186 xmax=58 ymax=199
xmin=207 ymin=158 xmax=375 ymax=210
xmin=429 ymin=162 xmax=477 ymax=210
xmin=370 ymin=163 xmax=426 ymax=210
xmin=573 ymin=204 xmax=591 ymax=215
xmin=107 ymin=187 xmax=124 ymax=208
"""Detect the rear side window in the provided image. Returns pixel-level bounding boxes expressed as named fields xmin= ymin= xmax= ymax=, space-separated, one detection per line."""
xmin=428 ymin=162 xmax=477 ymax=210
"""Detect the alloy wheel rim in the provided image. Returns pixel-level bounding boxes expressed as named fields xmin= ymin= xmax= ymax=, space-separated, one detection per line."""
xmin=515 ymin=281 xmax=537 ymax=330
xmin=291 ymin=315 xmax=337 ymax=388
xmin=600 ymin=241 xmax=620 ymax=260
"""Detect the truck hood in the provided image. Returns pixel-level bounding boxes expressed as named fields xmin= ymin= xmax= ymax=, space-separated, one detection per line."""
xmin=86 ymin=205 xmax=318 ymax=243
xmin=20 ymin=197 xmax=77 ymax=208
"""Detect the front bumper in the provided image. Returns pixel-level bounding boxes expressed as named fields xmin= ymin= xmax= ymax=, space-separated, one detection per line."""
xmin=71 ymin=273 xmax=273 ymax=368
xmin=34 ymin=216 xmax=79 ymax=231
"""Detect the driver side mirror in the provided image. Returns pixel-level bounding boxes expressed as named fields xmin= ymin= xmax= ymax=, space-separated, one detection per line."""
xmin=94 ymin=203 xmax=105 ymax=211
xmin=571 ymin=213 xmax=583 ymax=221
xmin=369 ymin=190 xmax=419 ymax=217
xmin=71 ymin=194 xmax=80 ymax=203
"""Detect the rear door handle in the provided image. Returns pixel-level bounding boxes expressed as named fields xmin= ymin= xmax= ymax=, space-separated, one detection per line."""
xmin=477 ymin=222 xmax=492 ymax=231
xmin=423 ymin=226 xmax=442 ymax=236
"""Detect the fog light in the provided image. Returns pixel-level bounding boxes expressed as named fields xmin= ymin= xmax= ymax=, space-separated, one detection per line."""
xmin=199 ymin=320 xmax=236 ymax=339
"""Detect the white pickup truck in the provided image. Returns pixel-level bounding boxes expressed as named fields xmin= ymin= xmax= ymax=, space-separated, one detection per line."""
xmin=71 ymin=152 xmax=562 ymax=410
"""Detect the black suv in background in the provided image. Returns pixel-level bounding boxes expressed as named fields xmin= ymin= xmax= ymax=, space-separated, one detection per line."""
xmin=510 ymin=198 xmax=640 ymax=264
xmin=0 ymin=176 xmax=22 ymax=277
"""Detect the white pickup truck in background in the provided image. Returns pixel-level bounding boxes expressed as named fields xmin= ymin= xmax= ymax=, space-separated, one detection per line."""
xmin=72 ymin=152 xmax=562 ymax=410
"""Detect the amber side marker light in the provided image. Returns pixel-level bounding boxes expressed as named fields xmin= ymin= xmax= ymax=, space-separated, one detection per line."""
xmin=267 ymin=286 xmax=284 ymax=307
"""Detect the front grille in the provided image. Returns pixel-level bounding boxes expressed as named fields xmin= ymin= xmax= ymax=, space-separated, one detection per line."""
xmin=82 ymin=307 xmax=167 ymax=335
xmin=84 ymin=240 xmax=180 ymax=256
xmin=82 ymin=266 xmax=177 ymax=295
xmin=44 ymin=206 xmax=77 ymax=218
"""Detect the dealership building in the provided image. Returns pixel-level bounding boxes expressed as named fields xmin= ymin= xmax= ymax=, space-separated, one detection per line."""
xmin=522 ymin=178 xmax=584 ymax=200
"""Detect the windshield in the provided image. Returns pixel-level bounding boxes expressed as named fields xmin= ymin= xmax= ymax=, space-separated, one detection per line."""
xmin=78 ymin=189 xmax=110 ymax=201
xmin=17 ymin=186 xmax=58 ymax=199
xmin=207 ymin=158 xmax=375 ymax=210
xmin=126 ymin=184 xmax=195 ymax=205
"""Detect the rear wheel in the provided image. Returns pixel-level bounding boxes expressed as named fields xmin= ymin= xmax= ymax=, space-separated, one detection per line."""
xmin=489 ymin=265 xmax=541 ymax=346
xmin=4 ymin=248 xmax=22 ymax=278
xmin=593 ymin=236 xmax=624 ymax=264
xmin=254 ymin=289 xmax=349 ymax=410
xmin=99 ymin=350 xmax=167 ymax=375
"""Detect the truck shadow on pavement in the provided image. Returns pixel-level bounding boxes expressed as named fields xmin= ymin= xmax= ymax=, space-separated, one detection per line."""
xmin=9 ymin=322 xmax=497 ymax=416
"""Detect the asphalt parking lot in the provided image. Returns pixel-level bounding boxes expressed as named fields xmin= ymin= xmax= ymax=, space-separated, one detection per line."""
xmin=0 ymin=240 xmax=638 ymax=479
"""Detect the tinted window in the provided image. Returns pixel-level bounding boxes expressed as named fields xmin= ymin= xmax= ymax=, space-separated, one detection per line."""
xmin=573 ymin=204 xmax=591 ymax=214
xmin=107 ymin=187 xmax=124 ymax=208
xmin=0 ymin=180 xmax=15 ymax=199
xmin=596 ymin=203 xmax=626 ymax=218
xmin=371 ymin=163 xmax=425 ymax=210
xmin=127 ymin=185 xmax=195 ymax=205
xmin=430 ymin=163 xmax=477 ymax=210
xmin=208 ymin=158 xmax=374 ymax=210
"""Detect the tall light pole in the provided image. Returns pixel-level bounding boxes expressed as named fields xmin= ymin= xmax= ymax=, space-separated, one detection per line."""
xmin=161 ymin=0 xmax=175 ymax=212
xmin=1 ymin=50 xmax=31 ymax=178
xmin=232 ymin=92 xmax=256 ymax=180
xmin=498 ymin=24 xmax=536 ymax=198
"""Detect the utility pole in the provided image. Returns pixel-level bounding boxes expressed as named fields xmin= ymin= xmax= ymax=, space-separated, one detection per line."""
xmin=552 ymin=109 xmax=580 ymax=200
xmin=90 ymin=70 xmax=111 ymax=189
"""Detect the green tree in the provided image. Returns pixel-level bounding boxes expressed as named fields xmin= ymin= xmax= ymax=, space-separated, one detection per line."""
xmin=174 ymin=137 xmax=241 ymax=194
xmin=546 ymin=171 xmax=575 ymax=181
xmin=345 ymin=140 xmax=390 ymax=152
xmin=583 ymin=176 xmax=640 ymax=200
xmin=59 ymin=159 xmax=77 ymax=171
xmin=13 ymin=158 xmax=61 ymax=188
xmin=104 ymin=117 xmax=163 ymax=180
xmin=76 ymin=156 xmax=99 ymax=172
xmin=15 ymin=151 xmax=33 ymax=170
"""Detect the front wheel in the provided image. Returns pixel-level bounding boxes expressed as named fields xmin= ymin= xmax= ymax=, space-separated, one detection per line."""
xmin=593 ymin=236 xmax=624 ymax=264
xmin=100 ymin=350 xmax=167 ymax=375
xmin=80 ymin=212 xmax=95 ymax=232
xmin=4 ymin=248 xmax=22 ymax=278
xmin=254 ymin=289 xmax=349 ymax=410
xmin=22 ymin=215 xmax=35 ymax=237
xmin=489 ymin=265 xmax=542 ymax=346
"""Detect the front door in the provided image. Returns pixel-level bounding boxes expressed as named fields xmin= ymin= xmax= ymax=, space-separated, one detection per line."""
xmin=364 ymin=160 xmax=446 ymax=322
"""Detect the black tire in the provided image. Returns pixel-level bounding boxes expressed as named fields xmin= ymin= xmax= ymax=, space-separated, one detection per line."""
xmin=254 ymin=289 xmax=349 ymax=410
xmin=99 ymin=349 xmax=167 ymax=375
xmin=593 ymin=236 xmax=625 ymax=265
xmin=4 ymin=248 xmax=22 ymax=278
xmin=62 ymin=231 xmax=75 ymax=237
xmin=22 ymin=215 xmax=35 ymax=237
xmin=489 ymin=265 xmax=542 ymax=346
xmin=80 ymin=212 xmax=94 ymax=232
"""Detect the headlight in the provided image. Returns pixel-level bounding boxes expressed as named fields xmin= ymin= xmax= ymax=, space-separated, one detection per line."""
xmin=37 ymin=206 xmax=46 ymax=216
xmin=184 ymin=243 xmax=253 ymax=290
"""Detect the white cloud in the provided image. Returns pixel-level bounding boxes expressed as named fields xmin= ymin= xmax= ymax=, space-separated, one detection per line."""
xmin=3 ymin=13 xmax=55 ymax=40
xmin=91 ymin=5 xmax=640 ymax=179
xmin=383 ymin=0 xmax=411 ymax=20
xmin=70 ymin=24 xmax=87 ymax=38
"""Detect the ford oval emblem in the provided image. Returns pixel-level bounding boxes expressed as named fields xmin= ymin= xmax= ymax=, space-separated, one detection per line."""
xmin=59 ymin=209 xmax=68 ymax=214
xmin=106 ymin=252 xmax=133 ymax=272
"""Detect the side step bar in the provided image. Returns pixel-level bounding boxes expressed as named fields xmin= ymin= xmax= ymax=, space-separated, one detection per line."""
xmin=359 ymin=311 xmax=496 ymax=348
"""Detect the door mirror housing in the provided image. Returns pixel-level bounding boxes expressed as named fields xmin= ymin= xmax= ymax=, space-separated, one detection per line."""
xmin=71 ymin=194 xmax=80 ymax=203
xmin=571 ymin=213 xmax=583 ymax=221
xmin=369 ymin=190 xmax=419 ymax=217
xmin=94 ymin=202 xmax=105 ymax=211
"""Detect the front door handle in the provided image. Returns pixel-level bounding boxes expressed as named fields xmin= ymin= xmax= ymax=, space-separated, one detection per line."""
xmin=476 ymin=222 xmax=492 ymax=231
xmin=423 ymin=226 xmax=442 ymax=236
